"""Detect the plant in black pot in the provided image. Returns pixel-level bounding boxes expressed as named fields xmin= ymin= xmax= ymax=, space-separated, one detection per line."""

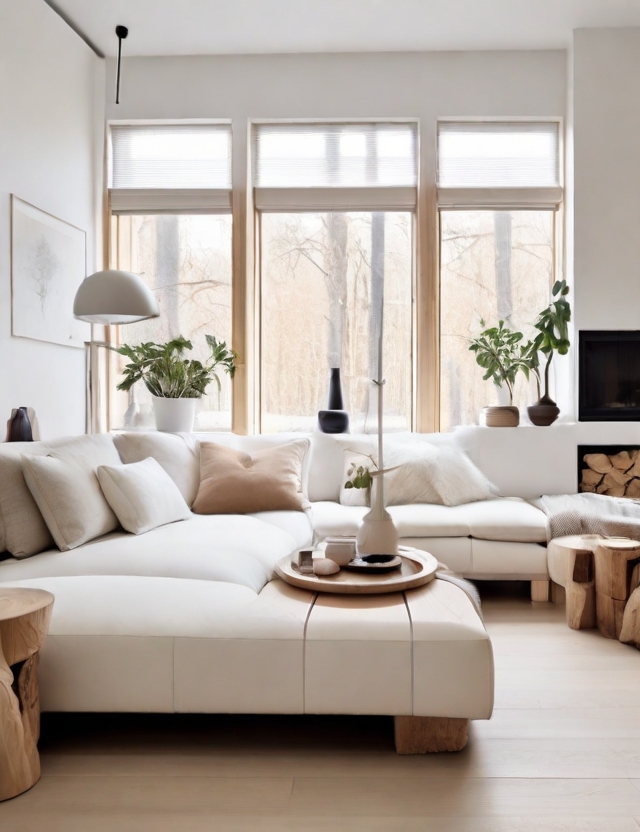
xmin=525 ymin=280 xmax=571 ymax=427
xmin=468 ymin=320 xmax=531 ymax=427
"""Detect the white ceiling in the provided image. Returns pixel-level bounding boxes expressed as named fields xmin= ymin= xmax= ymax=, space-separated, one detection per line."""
xmin=49 ymin=0 xmax=640 ymax=58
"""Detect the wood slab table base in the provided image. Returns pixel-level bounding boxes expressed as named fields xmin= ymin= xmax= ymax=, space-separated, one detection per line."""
xmin=394 ymin=716 xmax=469 ymax=754
xmin=548 ymin=535 xmax=602 ymax=630
xmin=594 ymin=539 xmax=640 ymax=639
xmin=0 ymin=588 xmax=54 ymax=802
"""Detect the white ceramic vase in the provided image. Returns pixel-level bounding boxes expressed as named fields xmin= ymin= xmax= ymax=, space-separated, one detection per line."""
xmin=356 ymin=470 xmax=400 ymax=556
xmin=152 ymin=396 xmax=196 ymax=433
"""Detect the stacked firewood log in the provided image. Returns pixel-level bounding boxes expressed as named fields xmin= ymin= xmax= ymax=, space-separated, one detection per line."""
xmin=580 ymin=451 xmax=640 ymax=498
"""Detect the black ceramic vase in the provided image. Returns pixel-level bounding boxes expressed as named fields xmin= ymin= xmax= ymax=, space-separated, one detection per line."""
xmin=527 ymin=395 xmax=560 ymax=427
xmin=6 ymin=407 xmax=33 ymax=442
xmin=318 ymin=368 xmax=350 ymax=433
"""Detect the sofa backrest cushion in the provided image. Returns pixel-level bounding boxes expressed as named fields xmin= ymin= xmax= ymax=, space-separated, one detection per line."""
xmin=192 ymin=439 xmax=310 ymax=514
xmin=98 ymin=457 xmax=191 ymax=535
xmin=113 ymin=432 xmax=200 ymax=505
xmin=22 ymin=434 xmax=122 ymax=551
xmin=0 ymin=441 xmax=55 ymax=558
xmin=0 ymin=433 xmax=121 ymax=559
xmin=307 ymin=431 xmax=457 ymax=503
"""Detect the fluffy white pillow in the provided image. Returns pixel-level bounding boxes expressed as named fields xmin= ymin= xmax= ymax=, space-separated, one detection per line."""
xmin=384 ymin=441 xmax=441 ymax=506
xmin=429 ymin=446 xmax=497 ymax=506
xmin=339 ymin=438 xmax=496 ymax=508
xmin=98 ymin=457 xmax=191 ymax=535
xmin=22 ymin=434 xmax=122 ymax=551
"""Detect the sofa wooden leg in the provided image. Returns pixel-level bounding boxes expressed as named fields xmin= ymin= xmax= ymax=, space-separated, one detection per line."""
xmin=531 ymin=580 xmax=550 ymax=602
xmin=394 ymin=716 xmax=469 ymax=754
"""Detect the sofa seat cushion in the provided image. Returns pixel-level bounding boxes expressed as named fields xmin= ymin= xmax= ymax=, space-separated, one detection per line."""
xmin=249 ymin=510 xmax=313 ymax=549
xmin=0 ymin=576 xmax=312 ymax=714
xmin=0 ymin=514 xmax=297 ymax=594
xmin=311 ymin=497 xmax=547 ymax=543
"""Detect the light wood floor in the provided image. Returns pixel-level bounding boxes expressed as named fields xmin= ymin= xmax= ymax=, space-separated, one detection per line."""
xmin=2 ymin=582 xmax=640 ymax=831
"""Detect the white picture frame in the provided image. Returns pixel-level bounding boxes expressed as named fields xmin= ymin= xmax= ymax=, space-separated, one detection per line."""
xmin=11 ymin=195 xmax=90 ymax=349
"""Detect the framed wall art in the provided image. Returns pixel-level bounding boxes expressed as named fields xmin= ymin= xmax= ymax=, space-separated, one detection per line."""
xmin=11 ymin=195 xmax=90 ymax=349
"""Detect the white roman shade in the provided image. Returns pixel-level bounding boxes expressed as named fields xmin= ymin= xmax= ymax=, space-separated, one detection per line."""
xmin=253 ymin=122 xmax=418 ymax=211
xmin=110 ymin=124 xmax=232 ymax=214
xmin=437 ymin=121 xmax=562 ymax=210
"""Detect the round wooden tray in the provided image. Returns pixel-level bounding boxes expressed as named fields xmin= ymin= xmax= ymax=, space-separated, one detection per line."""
xmin=275 ymin=547 xmax=438 ymax=595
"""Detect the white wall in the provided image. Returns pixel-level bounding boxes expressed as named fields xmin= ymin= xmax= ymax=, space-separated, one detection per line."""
xmin=0 ymin=0 xmax=104 ymax=438
xmin=573 ymin=28 xmax=640 ymax=331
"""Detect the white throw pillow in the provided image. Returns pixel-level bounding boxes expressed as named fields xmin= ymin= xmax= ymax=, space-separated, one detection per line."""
xmin=22 ymin=434 xmax=122 ymax=551
xmin=429 ymin=446 xmax=498 ymax=506
xmin=340 ymin=449 xmax=377 ymax=506
xmin=113 ymin=432 xmax=200 ymax=506
xmin=98 ymin=457 xmax=191 ymax=535
xmin=384 ymin=440 xmax=441 ymax=506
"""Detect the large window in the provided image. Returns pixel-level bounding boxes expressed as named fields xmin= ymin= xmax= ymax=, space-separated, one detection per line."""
xmin=260 ymin=211 xmax=412 ymax=432
xmin=110 ymin=213 xmax=232 ymax=430
xmin=108 ymin=123 xmax=233 ymax=430
xmin=254 ymin=122 xmax=417 ymax=432
xmin=437 ymin=121 xmax=562 ymax=430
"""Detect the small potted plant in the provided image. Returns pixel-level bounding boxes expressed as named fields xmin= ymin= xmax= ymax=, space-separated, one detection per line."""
xmin=116 ymin=335 xmax=237 ymax=433
xmin=525 ymin=280 xmax=571 ymax=426
xmin=468 ymin=320 xmax=531 ymax=427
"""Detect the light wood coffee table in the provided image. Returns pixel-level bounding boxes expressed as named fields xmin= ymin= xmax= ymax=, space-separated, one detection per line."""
xmin=0 ymin=588 xmax=54 ymax=801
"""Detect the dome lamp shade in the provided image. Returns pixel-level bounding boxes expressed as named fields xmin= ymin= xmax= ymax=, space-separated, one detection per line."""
xmin=73 ymin=270 xmax=160 ymax=325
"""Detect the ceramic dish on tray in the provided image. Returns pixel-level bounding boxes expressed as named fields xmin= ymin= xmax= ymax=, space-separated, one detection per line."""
xmin=343 ymin=554 xmax=402 ymax=574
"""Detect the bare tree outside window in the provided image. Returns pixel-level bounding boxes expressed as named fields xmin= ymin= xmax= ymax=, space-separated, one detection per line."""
xmin=111 ymin=214 xmax=233 ymax=430
xmin=440 ymin=210 xmax=554 ymax=431
xmin=261 ymin=211 xmax=412 ymax=433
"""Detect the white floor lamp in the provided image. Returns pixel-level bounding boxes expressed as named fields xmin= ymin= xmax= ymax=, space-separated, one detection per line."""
xmin=73 ymin=270 xmax=159 ymax=433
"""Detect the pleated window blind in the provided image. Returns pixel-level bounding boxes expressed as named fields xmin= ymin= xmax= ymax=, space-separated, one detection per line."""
xmin=109 ymin=124 xmax=232 ymax=214
xmin=436 ymin=121 xmax=562 ymax=210
xmin=253 ymin=122 xmax=418 ymax=211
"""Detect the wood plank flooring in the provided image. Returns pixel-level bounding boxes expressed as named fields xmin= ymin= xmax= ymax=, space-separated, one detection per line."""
xmin=2 ymin=582 xmax=640 ymax=831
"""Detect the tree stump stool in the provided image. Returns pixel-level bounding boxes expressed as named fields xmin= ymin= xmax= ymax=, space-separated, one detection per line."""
xmin=0 ymin=588 xmax=54 ymax=801
xmin=547 ymin=535 xmax=601 ymax=629
xmin=594 ymin=539 xmax=640 ymax=639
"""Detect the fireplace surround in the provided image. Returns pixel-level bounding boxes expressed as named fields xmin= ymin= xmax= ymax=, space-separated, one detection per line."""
xmin=579 ymin=331 xmax=640 ymax=421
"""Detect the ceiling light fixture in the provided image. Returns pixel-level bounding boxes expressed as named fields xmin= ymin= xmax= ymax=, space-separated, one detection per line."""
xmin=115 ymin=24 xmax=128 ymax=104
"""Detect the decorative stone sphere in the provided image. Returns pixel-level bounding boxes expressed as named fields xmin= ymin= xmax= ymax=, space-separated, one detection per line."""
xmin=313 ymin=558 xmax=340 ymax=576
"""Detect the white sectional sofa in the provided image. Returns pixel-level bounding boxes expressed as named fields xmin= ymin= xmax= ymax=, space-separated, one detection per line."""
xmin=0 ymin=427 xmax=557 ymax=752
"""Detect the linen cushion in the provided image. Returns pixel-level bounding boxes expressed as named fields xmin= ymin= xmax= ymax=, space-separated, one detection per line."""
xmin=113 ymin=432 xmax=200 ymax=506
xmin=193 ymin=439 xmax=310 ymax=515
xmin=0 ymin=441 xmax=55 ymax=559
xmin=22 ymin=434 xmax=122 ymax=551
xmin=0 ymin=514 xmax=298 ymax=594
xmin=340 ymin=449 xmax=374 ymax=507
xmin=429 ymin=446 xmax=497 ymax=506
xmin=98 ymin=457 xmax=191 ymax=535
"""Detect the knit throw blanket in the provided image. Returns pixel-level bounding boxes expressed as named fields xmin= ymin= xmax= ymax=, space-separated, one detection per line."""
xmin=532 ymin=493 xmax=640 ymax=543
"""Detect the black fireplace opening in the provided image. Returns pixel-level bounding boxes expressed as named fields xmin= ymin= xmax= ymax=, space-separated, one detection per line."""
xmin=579 ymin=330 xmax=640 ymax=421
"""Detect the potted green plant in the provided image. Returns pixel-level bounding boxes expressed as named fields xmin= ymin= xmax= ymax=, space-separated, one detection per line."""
xmin=468 ymin=320 xmax=531 ymax=427
xmin=525 ymin=280 xmax=571 ymax=426
xmin=116 ymin=335 xmax=237 ymax=432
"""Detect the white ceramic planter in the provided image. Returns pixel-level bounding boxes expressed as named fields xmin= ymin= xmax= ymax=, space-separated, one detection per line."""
xmin=152 ymin=396 xmax=197 ymax=433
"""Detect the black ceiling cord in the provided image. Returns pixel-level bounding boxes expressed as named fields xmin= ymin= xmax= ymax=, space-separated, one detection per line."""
xmin=115 ymin=25 xmax=129 ymax=104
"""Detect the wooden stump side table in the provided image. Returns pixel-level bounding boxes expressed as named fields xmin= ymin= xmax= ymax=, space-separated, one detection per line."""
xmin=0 ymin=588 xmax=54 ymax=802
xmin=594 ymin=539 xmax=640 ymax=639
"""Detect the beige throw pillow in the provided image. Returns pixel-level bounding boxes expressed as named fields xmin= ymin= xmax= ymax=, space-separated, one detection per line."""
xmin=0 ymin=442 xmax=55 ymax=558
xmin=193 ymin=439 xmax=310 ymax=514
xmin=98 ymin=457 xmax=191 ymax=535
xmin=22 ymin=434 xmax=123 ymax=551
